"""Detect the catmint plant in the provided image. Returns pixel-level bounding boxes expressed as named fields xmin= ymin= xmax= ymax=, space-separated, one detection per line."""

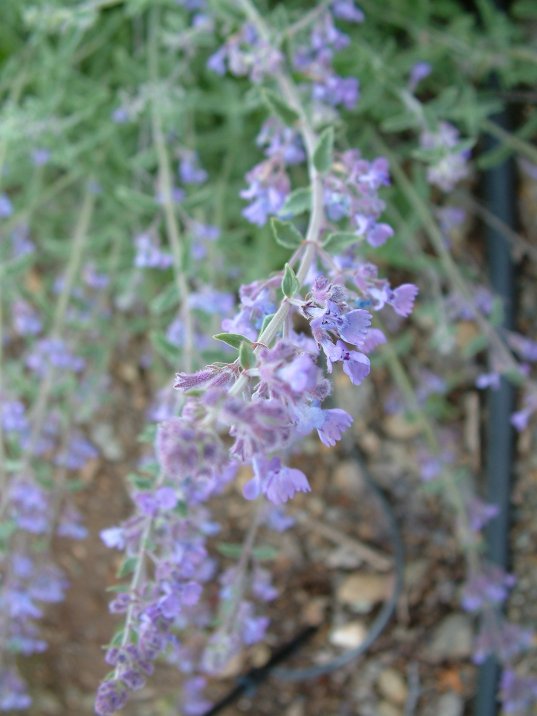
xmin=0 ymin=1 xmax=535 ymax=714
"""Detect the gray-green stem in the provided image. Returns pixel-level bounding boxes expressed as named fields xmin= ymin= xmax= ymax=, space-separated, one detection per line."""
xmin=149 ymin=9 xmax=194 ymax=373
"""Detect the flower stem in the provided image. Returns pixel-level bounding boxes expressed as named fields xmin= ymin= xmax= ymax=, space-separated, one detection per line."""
xmin=149 ymin=8 xmax=194 ymax=373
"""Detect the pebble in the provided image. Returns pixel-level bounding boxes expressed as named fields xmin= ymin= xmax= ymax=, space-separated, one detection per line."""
xmin=383 ymin=414 xmax=422 ymax=440
xmin=435 ymin=693 xmax=464 ymax=716
xmin=333 ymin=459 xmax=366 ymax=496
xmin=377 ymin=668 xmax=408 ymax=706
xmin=329 ymin=621 xmax=367 ymax=649
xmin=427 ymin=614 xmax=473 ymax=662
xmin=378 ymin=700 xmax=403 ymax=716
xmin=337 ymin=573 xmax=393 ymax=613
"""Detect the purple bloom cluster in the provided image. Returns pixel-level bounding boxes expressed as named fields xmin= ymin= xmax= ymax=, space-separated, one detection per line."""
xmin=134 ymin=232 xmax=173 ymax=270
xmin=12 ymin=300 xmax=43 ymax=336
xmin=420 ymin=121 xmax=470 ymax=192
xmin=207 ymin=24 xmax=282 ymax=83
xmin=293 ymin=7 xmax=362 ymax=111
xmin=323 ymin=150 xmax=393 ymax=247
xmin=0 ymin=477 xmax=77 ymax=709
xmin=25 ymin=337 xmax=85 ymax=376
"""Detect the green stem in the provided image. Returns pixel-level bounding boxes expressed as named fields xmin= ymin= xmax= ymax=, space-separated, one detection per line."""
xmin=149 ymin=9 xmax=194 ymax=373
xmin=481 ymin=118 xmax=537 ymax=166
xmin=228 ymin=0 xmax=326 ymax=396
xmin=0 ymin=188 xmax=95 ymax=522
xmin=0 ymin=266 xmax=6 ymax=493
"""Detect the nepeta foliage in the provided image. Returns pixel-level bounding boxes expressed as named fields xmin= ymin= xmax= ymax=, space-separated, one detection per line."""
xmin=0 ymin=0 xmax=536 ymax=714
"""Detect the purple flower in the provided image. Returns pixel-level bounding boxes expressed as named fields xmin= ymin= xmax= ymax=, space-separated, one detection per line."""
xmin=390 ymin=283 xmax=419 ymax=317
xmin=408 ymin=61 xmax=431 ymax=92
xmin=317 ymin=408 xmax=353 ymax=446
xmin=31 ymin=148 xmax=51 ymax=166
xmin=134 ymin=233 xmax=173 ymax=270
xmin=340 ymin=344 xmax=370 ymax=384
xmin=95 ymin=679 xmax=128 ymax=715
xmin=277 ymin=353 xmax=319 ymax=393
xmin=57 ymin=505 xmax=88 ymax=540
xmin=331 ymin=0 xmax=364 ymax=23
xmin=179 ymin=151 xmax=207 ymax=184
xmin=500 ymin=669 xmax=537 ymax=714
xmin=511 ymin=408 xmax=533 ymax=432
xmin=25 ymin=338 xmax=85 ymax=376
xmin=420 ymin=122 xmax=470 ymax=192
xmin=313 ymin=74 xmax=360 ymax=110
xmin=311 ymin=302 xmax=371 ymax=348
xmin=100 ymin=527 xmax=125 ymax=550
xmin=476 ymin=372 xmax=500 ymax=390
xmin=12 ymin=300 xmax=42 ymax=336
xmin=207 ymin=47 xmax=227 ymax=75
xmin=0 ymin=193 xmax=13 ymax=217
xmin=0 ymin=668 xmax=32 ymax=710
xmin=112 ymin=107 xmax=129 ymax=124
xmin=240 ymin=159 xmax=290 ymax=226
xmin=467 ymin=498 xmax=499 ymax=532
xmin=2 ymin=400 xmax=28 ymax=435
xmin=9 ymin=479 xmax=50 ymax=534
xmin=366 ymin=222 xmax=393 ymax=247
xmin=243 ymin=456 xmax=311 ymax=505
xmin=461 ymin=564 xmax=515 ymax=612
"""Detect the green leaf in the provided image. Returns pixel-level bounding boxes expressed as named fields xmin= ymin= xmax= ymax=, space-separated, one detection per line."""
xmin=252 ymin=545 xmax=278 ymax=561
xmin=127 ymin=473 xmax=154 ymax=490
xmin=109 ymin=628 xmax=126 ymax=647
xmin=270 ymin=218 xmax=303 ymax=249
xmin=281 ymin=263 xmax=299 ymax=298
xmin=137 ymin=425 xmax=157 ymax=444
xmin=261 ymin=88 xmax=299 ymax=126
xmin=115 ymin=185 xmax=156 ymax=211
xmin=117 ymin=556 xmax=137 ymax=578
xmin=323 ymin=231 xmax=360 ymax=252
xmin=239 ymin=340 xmax=255 ymax=369
xmin=106 ymin=584 xmax=130 ymax=593
xmin=150 ymin=284 xmax=179 ymax=315
xmin=260 ymin=313 xmax=275 ymax=334
xmin=281 ymin=187 xmax=311 ymax=216
xmin=216 ymin=542 xmax=276 ymax=561
xmin=504 ymin=369 xmax=526 ymax=387
xmin=380 ymin=112 xmax=418 ymax=133
xmin=150 ymin=331 xmax=178 ymax=364
xmin=213 ymin=332 xmax=252 ymax=349
xmin=216 ymin=542 xmax=242 ymax=558
xmin=313 ymin=126 xmax=334 ymax=173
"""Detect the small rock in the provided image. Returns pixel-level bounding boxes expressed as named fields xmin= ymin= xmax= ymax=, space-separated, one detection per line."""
xmin=329 ymin=621 xmax=367 ymax=649
xmin=337 ymin=573 xmax=393 ymax=613
xmin=428 ymin=614 xmax=473 ymax=662
xmin=436 ymin=693 xmax=464 ymax=716
xmin=303 ymin=597 xmax=328 ymax=626
xmin=285 ymin=701 xmax=305 ymax=716
xmin=90 ymin=423 xmax=124 ymax=460
xmin=327 ymin=545 xmax=363 ymax=569
xmin=333 ymin=460 xmax=366 ymax=496
xmin=404 ymin=560 xmax=429 ymax=604
xmin=378 ymin=700 xmax=403 ymax=716
xmin=377 ymin=668 xmax=408 ymax=706
xmin=384 ymin=414 xmax=422 ymax=440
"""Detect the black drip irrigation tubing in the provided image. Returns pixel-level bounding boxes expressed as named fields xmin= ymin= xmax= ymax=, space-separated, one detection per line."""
xmin=475 ymin=104 xmax=517 ymax=714
xmin=200 ymin=446 xmax=404 ymax=716
xmin=472 ymin=0 xmax=518 ymax=713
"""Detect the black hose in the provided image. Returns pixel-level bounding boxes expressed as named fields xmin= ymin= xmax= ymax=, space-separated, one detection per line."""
xmin=474 ymin=95 xmax=517 ymax=716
